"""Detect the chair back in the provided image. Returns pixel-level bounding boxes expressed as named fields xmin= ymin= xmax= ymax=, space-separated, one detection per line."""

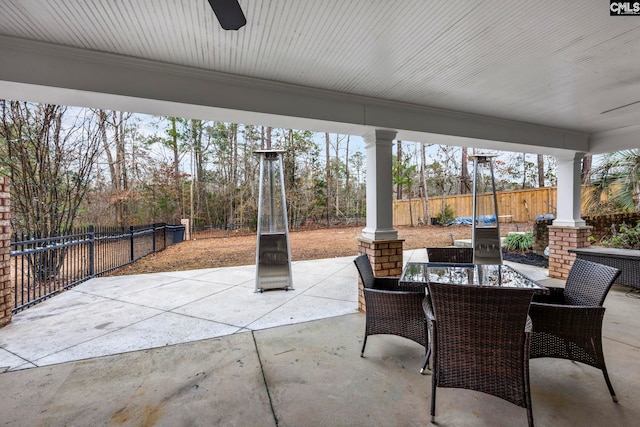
xmin=354 ymin=254 xmax=375 ymax=288
xmin=564 ymin=259 xmax=621 ymax=306
xmin=426 ymin=247 xmax=473 ymax=264
xmin=429 ymin=282 xmax=535 ymax=407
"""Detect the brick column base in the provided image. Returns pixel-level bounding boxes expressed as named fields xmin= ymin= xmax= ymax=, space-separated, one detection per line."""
xmin=356 ymin=237 xmax=404 ymax=313
xmin=0 ymin=177 xmax=11 ymax=327
xmin=548 ymin=225 xmax=592 ymax=280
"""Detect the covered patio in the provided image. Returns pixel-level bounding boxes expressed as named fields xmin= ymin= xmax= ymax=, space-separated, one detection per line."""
xmin=1 ymin=2 xmax=640 ymax=424
xmin=1 ymin=3 xmax=639 ymax=301
xmin=0 ymin=253 xmax=639 ymax=425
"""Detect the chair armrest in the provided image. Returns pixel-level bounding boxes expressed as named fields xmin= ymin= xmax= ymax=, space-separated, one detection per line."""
xmin=529 ymin=302 xmax=606 ymax=336
xmin=363 ymin=287 xmax=427 ymax=318
xmin=423 ymin=296 xmax=434 ymax=321
xmin=532 ymin=286 xmax=565 ymax=304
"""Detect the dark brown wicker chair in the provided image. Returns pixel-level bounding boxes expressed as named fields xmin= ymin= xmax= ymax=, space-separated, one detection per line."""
xmin=354 ymin=254 xmax=428 ymax=369
xmin=529 ymin=258 xmax=621 ymax=402
xmin=426 ymin=247 xmax=473 ymax=263
xmin=420 ymin=247 xmax=473 ymax=373
xmin=428 ymin=283 xmax=536 ymax=427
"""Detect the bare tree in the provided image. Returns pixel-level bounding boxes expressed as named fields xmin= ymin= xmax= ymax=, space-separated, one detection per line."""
xmin=1 ymin=101 xmax=102 ymax=233
xmin=97 ymin=110 xmax=133 ymax=227
xmin=396 ymin=140 xmax=403 ymax=199
xmin=0 ymin=101 xmax=102 ymax=280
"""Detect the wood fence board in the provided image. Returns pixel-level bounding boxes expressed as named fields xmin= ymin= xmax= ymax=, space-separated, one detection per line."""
xmin=393 ymin=187 xmax=572 ymax=226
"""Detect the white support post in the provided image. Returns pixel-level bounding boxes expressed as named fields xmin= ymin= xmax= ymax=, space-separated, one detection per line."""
xmin=361 ymin=129 xmax=398 ymax=241
xmin=553 ymin=152 xmax=586 ymax=227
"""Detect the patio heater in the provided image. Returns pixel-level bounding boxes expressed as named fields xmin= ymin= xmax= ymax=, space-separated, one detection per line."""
xmin=255 ymin=150 xmax=293 ymax=292
xmin=470 ymin=154 xmax=503 ymax=265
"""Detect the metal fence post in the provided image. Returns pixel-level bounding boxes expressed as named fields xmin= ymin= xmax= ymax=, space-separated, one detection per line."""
xmin=130 ymin=225 xmax=135 ymax=263
xmin=89 ymin=225 xmax=95 ymax=277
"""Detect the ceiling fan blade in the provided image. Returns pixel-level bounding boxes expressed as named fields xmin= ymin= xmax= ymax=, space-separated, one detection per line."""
xmin=208 ymin=0 xmax=246 ymax=30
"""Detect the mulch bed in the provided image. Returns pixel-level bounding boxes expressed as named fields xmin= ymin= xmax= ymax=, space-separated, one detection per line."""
xmin=502 ymin=251 xmax=549 ymax=268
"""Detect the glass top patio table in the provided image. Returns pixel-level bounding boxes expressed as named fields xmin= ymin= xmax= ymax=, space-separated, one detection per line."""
xmin=400 ymin=262 xmax=548 ymax=294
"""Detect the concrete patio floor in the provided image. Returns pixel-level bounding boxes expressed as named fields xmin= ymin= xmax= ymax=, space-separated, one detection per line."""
xmin=1 ymin=250 xmax=639 ymax=426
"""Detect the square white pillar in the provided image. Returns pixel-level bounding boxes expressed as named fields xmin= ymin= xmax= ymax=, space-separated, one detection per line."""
xmin=361 ymin=129 xmax=398 ymax=241
xmin=553 ymin=152 xmax=586 ymax=227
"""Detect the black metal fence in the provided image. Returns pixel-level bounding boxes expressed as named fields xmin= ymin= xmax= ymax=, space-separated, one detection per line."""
xmin=10 ymin=223 xmax=185 ymax=313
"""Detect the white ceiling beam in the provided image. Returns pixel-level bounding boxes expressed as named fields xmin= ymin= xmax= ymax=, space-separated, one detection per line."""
xmin=589 ymin=125 xmax=640 ymax=155
xmin=0 ymin=36 xmax=589 ymax=155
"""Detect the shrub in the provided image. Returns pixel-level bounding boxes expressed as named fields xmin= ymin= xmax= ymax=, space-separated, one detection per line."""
xmin=435 ymin=204 xmax=455 ymax=226
xmin=601 ymin=223 xmax=640 ymax=249
xmin=502 ymin=231 xmax=533 ymax=252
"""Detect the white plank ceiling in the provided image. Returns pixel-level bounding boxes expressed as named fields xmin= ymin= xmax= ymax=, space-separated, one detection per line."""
xmin=1 ymin=0 xmax=640 ymax=152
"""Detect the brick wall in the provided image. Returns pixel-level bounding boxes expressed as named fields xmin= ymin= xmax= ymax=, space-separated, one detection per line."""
xmin=356 ymin=238 xmax=404 ymax=313
xmin=0 ymin=177 xmax=11 ymax=327
xmin=583 ymin=212 xmax=640 ymax=241
xmin=533 ymin=212 xmax=640 ymax=254
xmin=548 ymin=225 xmax=592 ymax=280
xmin=533 ymin=219 xmax=554 ymax=255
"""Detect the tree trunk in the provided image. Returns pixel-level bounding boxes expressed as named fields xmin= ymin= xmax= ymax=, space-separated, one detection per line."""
xmin=345 ymin=135 xmax=350 ymax=217
xmin=325 ymin=132 xmax=331 ymax=226
xmin=169 ymin=117 xmax=182 ymax=222
xmin=420 ymin=143 xmax=430 ymax=222
xmin=537 ymin=154 xmax=545 ymax=187
xmin=408 ymin=194 xmax=414 ymax=226
xmin=266 ymin=127 xmax=272 ymax=149
xmin=334 ymin=134 xmax=340 ymax=217
xmin=460 ymin=147 xmax=470 ymax=194
xmin=581 ymin=154 xmax=593 ymax=184
xmin=115 ymin=112 xmax=129 ymax=224
xmin=522 ymin=153 xmax=527 ymax=189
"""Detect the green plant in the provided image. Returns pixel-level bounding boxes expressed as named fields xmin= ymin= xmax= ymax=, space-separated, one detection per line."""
xmin=435 ymin=204 xmax=455 ymax=226
xmin=601 ymin=222 xmax=640 ymax=249
xmin=502 ymin=232 xmax=533 ymax=252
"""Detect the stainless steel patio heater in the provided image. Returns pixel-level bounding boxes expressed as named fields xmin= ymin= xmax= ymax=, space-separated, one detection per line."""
xmin=255 ymin=150 xmax=293 ymax=292
xmin=470 ymin=154 xmax=503 ymax=265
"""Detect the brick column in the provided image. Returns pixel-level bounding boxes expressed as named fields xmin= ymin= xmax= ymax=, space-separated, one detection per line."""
xmin=0 ymin=177 xmax=11 ymax=327
xmin=548 ymin=225 xmax=592 ymax=280
xmin=356 ymin=237 xmax=404 ymax=313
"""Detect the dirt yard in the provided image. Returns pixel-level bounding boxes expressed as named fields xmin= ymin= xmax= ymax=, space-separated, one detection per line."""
xmin=110 ymin=223 xmax=527 ymax=275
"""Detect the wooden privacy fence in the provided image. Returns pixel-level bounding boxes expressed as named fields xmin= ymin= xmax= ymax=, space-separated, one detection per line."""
xmin=394 ymin=187 xmax=561 ymax=226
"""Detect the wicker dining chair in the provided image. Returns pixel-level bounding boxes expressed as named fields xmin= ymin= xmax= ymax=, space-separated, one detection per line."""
xmin=420 ymin=246 xmax=473 ymax=373
xmin=528 ymin=258 xmax=621 ymax=401
xmin=426 ymin=247 xmax=473 ymax=264
xmin=353 ymin=255 xmax=428 ymax=369
xmin=428 ymin=283 xmax=536 ymax=427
